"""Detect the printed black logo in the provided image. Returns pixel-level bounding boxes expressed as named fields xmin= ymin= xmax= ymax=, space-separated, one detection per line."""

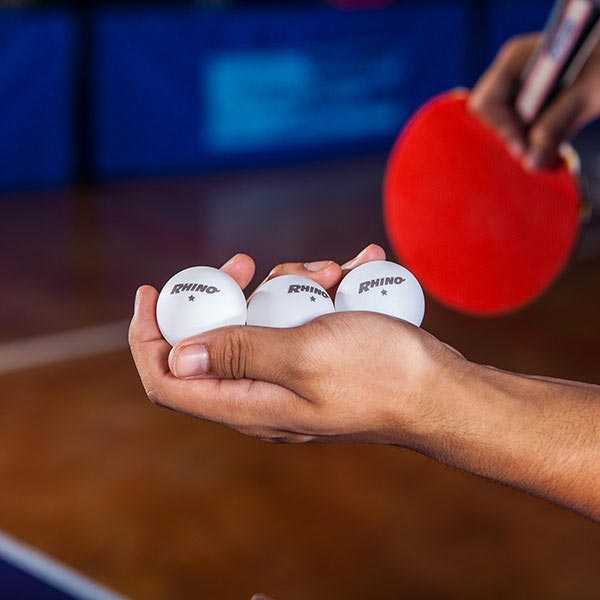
xmin=287 ymin=284 xmax=330 ymax=299
xmin=171 ymin=283 xmax=221 ymax=296
xmin=358 ymin=277 xmax=405 ymax=294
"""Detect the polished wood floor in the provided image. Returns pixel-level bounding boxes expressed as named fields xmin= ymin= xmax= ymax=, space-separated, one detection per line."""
xmin=1 ymin=154 xmax=600 ymax=599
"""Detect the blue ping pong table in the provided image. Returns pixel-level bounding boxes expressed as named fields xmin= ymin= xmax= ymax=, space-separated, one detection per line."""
xmin=0 ymin=531 xmax=128 ymax=600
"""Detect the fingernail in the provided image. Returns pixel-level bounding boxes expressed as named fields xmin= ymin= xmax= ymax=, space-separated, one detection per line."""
xmin=342 ymin=246 xmax=369 ymax=270
xmin=304 ymin=260 xmax=331 ymax=272
xmin=524 ymin=150 xmax=544 ymax=172
xmin=174 ymin=344 xmax=209 ymax=378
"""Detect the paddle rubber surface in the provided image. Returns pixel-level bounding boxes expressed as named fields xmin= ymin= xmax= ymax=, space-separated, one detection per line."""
xmin=384 ymin=90 xmax=581 ymax=315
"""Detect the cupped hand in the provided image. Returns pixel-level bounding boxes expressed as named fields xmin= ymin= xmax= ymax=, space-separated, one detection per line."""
xmin=469 ymin=33 xmax=600 ymax=170
xmin=129 ymin=246 xmax=465 ymax=446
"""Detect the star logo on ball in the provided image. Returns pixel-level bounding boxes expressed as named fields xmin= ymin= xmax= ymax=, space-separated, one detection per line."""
xmin=381 ymin=289 xmax=388 ymax=296
xmin=310 ymin=296 xmax=316 ymax=302
xmin=188 ymin=295 xmax=195 ymax=302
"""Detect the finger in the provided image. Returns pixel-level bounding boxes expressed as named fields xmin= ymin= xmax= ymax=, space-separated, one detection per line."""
xmin=523 ymin=41 xmax=600 ymax=170
xmin=169 ymin=324 xmax=309 ymax=390
xmin=130 ymin=287 xmax=311 ymax=435
xmin=470 ymin=35 xmax=539 ymax=109
xmin=483 ymin=103 xmax=528 ymax=159
xmin=469 ymin=34 xmax=540 ymax=156
xmin=251 ymin=260 xmax=343 ymax=300
xmin=129 ymin=285 xmax=172 ymax=392
xmin=251 ymin=245 xmax=386 ymax=302
xmin=129 ymin=286 xmax=165 ymax=350
xmin=220 ymin=253 xmax=255 ymax=290
xmin=341 ymin=243 xmax=386 ymax=272
xmin=156 ymin=376 xmax=309 ymax=436
xmin=315 ymin=243 xmax=386 ymax=299
xmin=140 ymin=357 xmax=309 ymax=435
xmin=524 ymin=87 xmax=591 ymax=171
xmin=267 ymin=260 xmax=342 ymax=288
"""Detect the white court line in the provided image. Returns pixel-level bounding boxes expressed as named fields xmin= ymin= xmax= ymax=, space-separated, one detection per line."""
xmin=0 ymin=321 xmax=130 ymax=375
xmin=0 ymin=324 xmax=131 ymax=597
xmin=0 ymin=530 xmax=129 ymax=600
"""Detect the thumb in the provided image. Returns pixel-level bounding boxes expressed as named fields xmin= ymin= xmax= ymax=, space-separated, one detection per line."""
xmin=169 ymin=325 xmax=306 ymax=386
xmin=524 ymin=88 xmax=589 ymax=171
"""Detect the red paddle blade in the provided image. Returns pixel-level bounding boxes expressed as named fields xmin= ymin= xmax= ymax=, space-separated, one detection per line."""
xmin=384 ymin=90 xmax=581 ymax=316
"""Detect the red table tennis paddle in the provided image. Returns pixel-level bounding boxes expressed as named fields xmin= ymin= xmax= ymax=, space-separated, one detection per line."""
xmin=384 ymin=0 xmax=600 ymax=316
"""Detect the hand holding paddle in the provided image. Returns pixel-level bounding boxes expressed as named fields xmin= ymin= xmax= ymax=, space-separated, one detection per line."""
xmin=385 ymin=0 xmax=600 ymax=316
xmin=471 ymin=6 xmax=600 ymax=170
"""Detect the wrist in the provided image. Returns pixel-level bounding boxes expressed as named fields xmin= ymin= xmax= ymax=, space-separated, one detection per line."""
xmin=401 ymin=360 xmax=527 ymax=467
xmin=397 ymin=360 xmax=600 ymax=520
xmin=400 ymin=355 xmax=484 ymax=452
xmin=380 ymin=338 xmax=478 ymax=448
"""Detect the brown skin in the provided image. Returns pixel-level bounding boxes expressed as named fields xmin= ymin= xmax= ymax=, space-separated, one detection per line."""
xmin=469 ymin=33 xmax=600 ymax=170
xmin=130 ymin=245 xmax=600 ymax=523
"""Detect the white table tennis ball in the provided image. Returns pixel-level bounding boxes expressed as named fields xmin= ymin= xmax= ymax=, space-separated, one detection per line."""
xmin=247 ymin=275 xmax=335 ymax=328
xmin=156 ymin=266 xmax=247 ymax=346
xmin=335 ymin=260 xmax=425 ymax=326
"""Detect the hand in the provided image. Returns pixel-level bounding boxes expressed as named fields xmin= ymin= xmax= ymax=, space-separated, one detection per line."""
xmin=129 ymin=246 xmax=465 ymax=446
xmin=129 ymin=249 xmax=600 ymax=521
xmin=469 ymin=33 xmax=600 ymax=170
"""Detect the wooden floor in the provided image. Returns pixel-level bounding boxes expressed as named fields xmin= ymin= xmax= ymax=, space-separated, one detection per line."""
xmin=2 ymin=154 xmax=600 ymax=599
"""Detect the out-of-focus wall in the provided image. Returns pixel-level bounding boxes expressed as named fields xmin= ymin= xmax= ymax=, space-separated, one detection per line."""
xmin=0 ymin=9 xmax=75 ymax=192
xmin=91 ymin=3 xmax=467 ymax=179
xmin=0 ymin=1 xmax=554 ymax=193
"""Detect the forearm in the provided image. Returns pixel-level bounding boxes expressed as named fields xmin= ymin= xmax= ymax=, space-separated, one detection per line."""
xmin=409 ymin=363 xmax=600 ymax=521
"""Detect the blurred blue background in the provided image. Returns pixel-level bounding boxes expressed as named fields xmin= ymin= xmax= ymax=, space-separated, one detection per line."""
xmin=0 ymin=0 xmax=554 ymax=192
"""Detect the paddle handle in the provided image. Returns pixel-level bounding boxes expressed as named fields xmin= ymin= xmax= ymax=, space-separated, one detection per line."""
xmin=515 ymin=0 xmax=600 ymax=124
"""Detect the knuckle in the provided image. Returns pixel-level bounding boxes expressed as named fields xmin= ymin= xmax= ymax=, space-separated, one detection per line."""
xmin=139 ymin=373 xmax=168 ymax=407
xmin=531 ymin=124 xmax=559 ymax=149
xmin=590 ymin=100 xmax=600 ymax=121
xmin=237 ymin=425 xmax=280 ymax=443
xmin=286 ymin=434 xmax=314 ymax=444
xmin=261 ymin=436 xmax=289 ymax=444
xmin=127 ymin=324 xmax=139 ymax=353
xmin=269 ymin=262 xmax=300 ymax=278
xmin=498 ymin=33 xmax=536 ymax=62
xmin=579 ymin=89 xmax=600 ymax=119
xmin=285 ymin=320 xmax=333 ymax=389
xmin=219 ymin=328 xmax=252 ymax=380
xmin=497 ymin=38 xmax=520 ymax=62
xmin=304 ymin=313 xmax=337 ymax=340
xmin=467 ymin=89 xmax=485 ymax=113
xmin=269 ymin=264 xmax=286 ymax=277
xmin=294 ymin=324 xmax=325 ymax=368
xmin=146 ymin=387 xmax=165 ymax=407
xmin=257 ymin=433 xmax=313 ymax=445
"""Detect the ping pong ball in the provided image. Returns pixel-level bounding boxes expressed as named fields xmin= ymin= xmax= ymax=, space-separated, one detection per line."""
xmin=247 ymin=275 xmax=335 ymax=328
xmin=335 ymin=261 xmax=425 ymax=326
xmin=156 ymin=266 xmax=247 ymax=346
